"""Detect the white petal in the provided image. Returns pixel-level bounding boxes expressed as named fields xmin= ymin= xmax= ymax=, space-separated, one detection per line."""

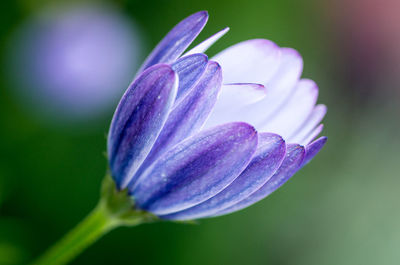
xmin=288 ymin=104 xmax=327 ymax=143
xmin=203 ymin=47 xmax=303 ymax=129
xmin=184 ymin=27 xmax=230 ymax=56
xmin=202 ymin=83 xmax=266 ymax=129
xmin=258 ymin=79 xmax=318 ymax=139
xmin=219 ymin=83 xmax=267 ymax=104
xmin=212 ymin=39 xmax=281 ymax=84
xmin=300 ymin=124 xmax=324 ymax=145
xmin=255 ymin=48 xmax=303 ymax=121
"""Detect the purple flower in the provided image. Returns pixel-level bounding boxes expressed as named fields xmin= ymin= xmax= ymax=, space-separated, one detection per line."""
xmin=7 ymin=4 xmax=142 ymax=122
xmin=108 ymin=11 xmax=327 ymax=220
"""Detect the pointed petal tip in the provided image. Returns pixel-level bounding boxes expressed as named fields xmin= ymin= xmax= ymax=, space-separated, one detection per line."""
xmin=292 ymin=142 xmax=306 ymax=152
xmin=286 ymin=143 xmax=306 ymax=164
xmin=149 ymin=64 xmax=179 ymax=86
xmin=198 ymin=10 xmax=209 ymax=17
xmin=208 ymin=60 xmax=222 ymax=70
xmin=137 ymin=11 xmax=209 ymax=72
xmin=172 ymin=53 xmax=209 ymax=100
xmin=199 ymin=61 xmax=222 ymax=87
xmin=318 ymin=136 xmax=328 ymax=144
xmin=145 ymin=63 xmax=176 ymax=75
xmin=178 ymin=52 xmax=209 ymax=62
xmin=182 ymin=10 xmax=209 ymax=22
xmin=259 ymin=132 xmax=285 ymax=144
xmin=285 ymin=143 xmax=307 ymax=173
xmin=233 ymin=121 xmax=258 ymax=134
xmin=218 ymin=27 xmax=230 ymax=33
xmin=213 ymin=122 xmax=258 ymax=142
xmin=190 ymin=10 xmax=209 ymax=23
xmin=310 ymin=135 xmax=327 ymax=149
xmin=217 ymin=26 xmax=230 ymax=35
xmin=206 ymin=61 xmax=223 ymax=81
xmin=302 ymin=136 xmax=327 ymax=166
xmin=184 ymin=26 xmax=229 ymax=56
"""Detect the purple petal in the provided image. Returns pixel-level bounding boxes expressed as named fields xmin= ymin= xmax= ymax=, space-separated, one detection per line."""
xmin=171 ymin=53 xmax=208 ymax=101
xmin=128 ymin=61 xmax=222 ymax=187
xmin=137 ymin=11 xmax=208 ymax=73
xmin=212 ymin=144 xmax=305 ymax=217
xmin=107 ymin=64 xmax=178 ymax=189
xmin=302 ymin=136 xmax=327 ymax=166
xmin=184 ymin=27 xmax=230 ymax=55
xmin=212 ymin=39 xmax=281 ymax=84
xmin=161 ymin=133 xmax=286 ymax=220
xmin=131 ymin=122 xmax=258 ymax=215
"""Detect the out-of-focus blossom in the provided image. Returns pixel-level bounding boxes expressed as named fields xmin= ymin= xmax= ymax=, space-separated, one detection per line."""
xmin=6 ymin=4 xmax=142 ymax=122
xmin=107 ymin=11 xmax=327 ymax=220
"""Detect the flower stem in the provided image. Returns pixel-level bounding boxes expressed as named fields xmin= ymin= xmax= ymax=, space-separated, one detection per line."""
xmin=30 ymin=173 xmax=157 ymax=265
xmin=31 ymin=202 xmax=120 ymax=265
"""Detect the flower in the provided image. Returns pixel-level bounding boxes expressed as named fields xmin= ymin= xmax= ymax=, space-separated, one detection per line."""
xmin=7 ymin=3 xmax=142 ymax=122
xmin=107 ymin=11 xmax=327 ymax=220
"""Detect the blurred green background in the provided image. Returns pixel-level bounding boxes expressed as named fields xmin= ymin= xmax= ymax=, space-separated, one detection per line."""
xmin=1 ymin=0 xmax=400 ymax=264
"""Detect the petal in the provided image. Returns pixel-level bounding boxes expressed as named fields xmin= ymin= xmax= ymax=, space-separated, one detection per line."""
xmin=107 ymin=64 xmax=178 ymax=189
xmin=202 ymin=83 xmax=267 ymax=129
xmin=128 ymin=61 xmax=222 ymax=187
xmin=221 ymin=83 xmax=267 ymax=104
xmin=203 ymin=48 xmax=302 ymax=129
xmin=258 ymin=79 xmax=318 ymax=139
xmin=184 ymin=27 xmax=230 ymax=55
xmin=131 ymin=122 xmax=258 ymax=215
xmin=213 ymin=144 xmax=305 ymax=217
xmin=137 ymin=11 xmax=208 ymax=73
xmin=212 ymin=39 xmax=281 ymax=84
xmin=302 ymin=136 xmax=327 ymax=166
xmin=171 ymin=53 xmax=208 ymax=101
xmin=288 ymin=104 xmax=327 ymax=143
xmin=252 ymin=48 xmax=304 ymax=123
xmin=161 ymin=133 xmax=286 ymax=220
xmin=301 ymin=124 xmax=324 ymax=145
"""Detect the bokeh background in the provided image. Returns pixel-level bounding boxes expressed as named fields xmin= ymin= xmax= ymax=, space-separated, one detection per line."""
xmin=1 ymin=0 xmax=399 ymax=264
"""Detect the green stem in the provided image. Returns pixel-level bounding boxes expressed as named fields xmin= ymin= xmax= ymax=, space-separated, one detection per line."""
xmin=31 ymin=202 xmax=121 ymax=265
xmin=30 ymin=173 xmax=157 ymax=265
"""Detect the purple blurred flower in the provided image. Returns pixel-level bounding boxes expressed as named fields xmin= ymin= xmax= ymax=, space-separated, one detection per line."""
xmin=7 ymin=4 xmax=142 ymax=122
xmin=108 ymin=11 xmax=327 ymax=220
